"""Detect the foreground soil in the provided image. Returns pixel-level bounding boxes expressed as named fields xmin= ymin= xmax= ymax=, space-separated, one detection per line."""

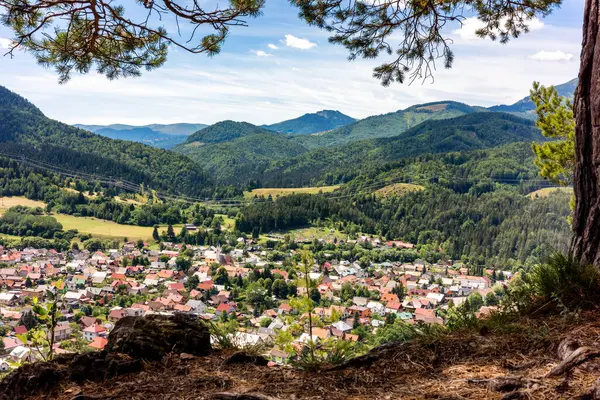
xmin=8 ymin=311 xmax=600 ymax=400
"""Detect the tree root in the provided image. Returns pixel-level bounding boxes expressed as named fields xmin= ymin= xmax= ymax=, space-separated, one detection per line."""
xmin=545 ymin=338 xmax=600 ymax=378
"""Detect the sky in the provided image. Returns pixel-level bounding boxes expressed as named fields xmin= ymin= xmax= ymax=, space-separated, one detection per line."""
xmin=0 ymin=0 xmax=585 ymax=126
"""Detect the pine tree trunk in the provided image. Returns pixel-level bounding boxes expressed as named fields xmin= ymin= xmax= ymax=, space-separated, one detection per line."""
xmin=572 ymin=0 xmax=600 ymax=266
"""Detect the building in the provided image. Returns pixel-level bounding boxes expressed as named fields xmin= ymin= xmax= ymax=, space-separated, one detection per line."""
xmin=83 ymin=324 xmax=107 ymax=342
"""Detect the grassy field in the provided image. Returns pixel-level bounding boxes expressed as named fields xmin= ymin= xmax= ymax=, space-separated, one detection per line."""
xmin=375 ymin=183 xmax=425 ymax=197
xmin=216 ymin=214 xmax=236 ymax=231
xmin=261 ymin=226 xmax=347 ymax=242
xmin=0 ymin=196 xmax=46 ymax=215
xmin=62 ymin=187 xmax=99 ymax=199
xmin=0 ymin=233 xmax=23 ymax=241
xmin=244 ymin=186 xmax=340 ymax=199
xmin=54 ymin=214 xmax=182 ymax=241
xmin=527 ymin=187 xmax=572 ymax=200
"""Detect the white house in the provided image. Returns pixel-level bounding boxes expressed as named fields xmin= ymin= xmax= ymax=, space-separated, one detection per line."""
xmin=83 ymin=324 xmax=107 ymax=341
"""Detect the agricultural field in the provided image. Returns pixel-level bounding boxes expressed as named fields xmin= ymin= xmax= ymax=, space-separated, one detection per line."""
xmin=527 ymin=187 xmax=572 ymax=200
xmin=54 ymin=214 xmax=181 ymax=241
xmin=374 ymin=183 xmax=425 ymax=197
xmin=244 ymin=185 xmax=340 ymax=199
xmin=0 ymin=196 xmax=46 ymax=215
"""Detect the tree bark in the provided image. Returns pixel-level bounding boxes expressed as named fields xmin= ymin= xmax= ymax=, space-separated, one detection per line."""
xmin=572 ymin=0 xmax=600 ymax=266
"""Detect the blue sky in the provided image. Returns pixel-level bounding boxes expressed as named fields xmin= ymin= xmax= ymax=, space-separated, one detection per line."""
xmin=0 ymin=0 xmax=584 ymax=125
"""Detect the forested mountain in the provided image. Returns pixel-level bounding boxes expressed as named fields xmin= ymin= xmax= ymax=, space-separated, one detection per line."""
xmin=176 ymin=132 xmax=306 ymax=184
xmin=257 ymin=112 xmax=544 ymax=187
xmin=184 ymin=121 xmax=275 ymax=144
xmin=237 ymin=141 xmax=568 ymax=266
xmin=489 ymin=78 xmax=577 ymax=117
xmin=264 ymin=110 xmax=355 ymax=135
xmin=0 ymin=86 xmax=214 ymax=197
xmin=175 ymin=111 xmax=542 ymax=187
xmin=237 ymin=188 xmax=570 ymax=266
xmin=295 ymin=101 xmax=484 ymax=149
xmin=341 ymin=141 xmax=547 ymax=196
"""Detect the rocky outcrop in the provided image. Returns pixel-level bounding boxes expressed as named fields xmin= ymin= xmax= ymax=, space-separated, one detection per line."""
xmin=106 ymin=313 xmax=211 ymax=360
xmin=0 ymin=314 xmax=211 ymax=400
xmin=0 ymin=352 xmax=140 ymax=400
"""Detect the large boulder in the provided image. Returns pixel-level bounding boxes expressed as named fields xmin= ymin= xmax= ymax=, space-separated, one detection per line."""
xmin=106 ymin=313 xmax=211 ymax=360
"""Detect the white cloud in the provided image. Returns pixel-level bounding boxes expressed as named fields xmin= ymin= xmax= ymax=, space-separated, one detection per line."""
xmin=283 ymin=34 xmax=317 ymax=50
xmin=0 ymin=38 xmax=12 ymax=49
xmin=250 ymin=50 xmax=273 ymax=57
xmin=453 ymin=17 xmax=544 ymax=41
xmin=529 ymin=50 xmax=574 ymax=61
xmin=268 ymin=44 xmax=279 ymax=50
xmin=0 ymin=22 xmax=579 ymax=126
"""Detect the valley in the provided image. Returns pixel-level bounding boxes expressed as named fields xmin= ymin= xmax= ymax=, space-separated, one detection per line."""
xmin=0 ymin=0 xmax=591 ymax=398
xmin=0 ymin=79 xmax=576 ymax=390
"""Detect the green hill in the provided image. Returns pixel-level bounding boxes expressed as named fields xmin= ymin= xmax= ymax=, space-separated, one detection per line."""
xmin=0 ymin=86 xmax=213 ymax=197
xmin=295 ymin=101 xmax=483 ymax=149
xmin=264 ymin=110 xmax=355 ymax=135
xmin=184 ymin=120 xmax=275 ymax=144
xmin=175 ymin=132 xmax=306 ymax=185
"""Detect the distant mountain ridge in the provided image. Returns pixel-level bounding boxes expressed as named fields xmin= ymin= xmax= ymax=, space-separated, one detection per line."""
xmin=295 ymin=101 xmax=484 ymax=149
xmin=263 ymin=110 xmax=356 ymax=135
xmin=75 ymin=122 xmax=208 ymax=149
xmin=75 ymin=122 xmax=207 ymax=136
xmin=488 ymin=78 xmax=577 ymax=116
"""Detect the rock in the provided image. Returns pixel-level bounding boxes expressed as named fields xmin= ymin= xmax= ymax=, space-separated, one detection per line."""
xmin=0 ymin=352 xmax=141 ymax=400
xmin=106 ymin=313 xmax=211 ymax=360
xmin=68 ymin=351 xmax=141 ymax=381
xmin=0 ymin=360 xmax=66 ymax=400
xmin=180 ymin=352 xmax=195 ymax=360
xmin=225 ymin=351 xmax=269 ymax=366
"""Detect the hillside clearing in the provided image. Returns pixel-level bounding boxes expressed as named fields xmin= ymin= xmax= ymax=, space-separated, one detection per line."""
xmin=216 ymin=214 xmax=236 ymax=230
xmin=375 ymin=183 xmax=425 ymax=197
xmin=62 ymin=188 xmax=99 ymax=199
xmin=528 ymin=187 xmax=572 ymax=199
xmin=244 ymin=186 xmax=340 ymax=199
xmin=416 ymin=103 xmax=448 ymax=111
xmin=261 ymin=226 xmax=347 ymax=243
xmin=0 ymin=197 xmax=46 ymax=214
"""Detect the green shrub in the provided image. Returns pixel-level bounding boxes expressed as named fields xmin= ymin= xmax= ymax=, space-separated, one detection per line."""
xmin=530 ymin=253 xmax=600 ymax=308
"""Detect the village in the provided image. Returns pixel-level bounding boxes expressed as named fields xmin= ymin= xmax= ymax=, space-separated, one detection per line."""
xmin=0 ymin=234 xmax=512 ymax=374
